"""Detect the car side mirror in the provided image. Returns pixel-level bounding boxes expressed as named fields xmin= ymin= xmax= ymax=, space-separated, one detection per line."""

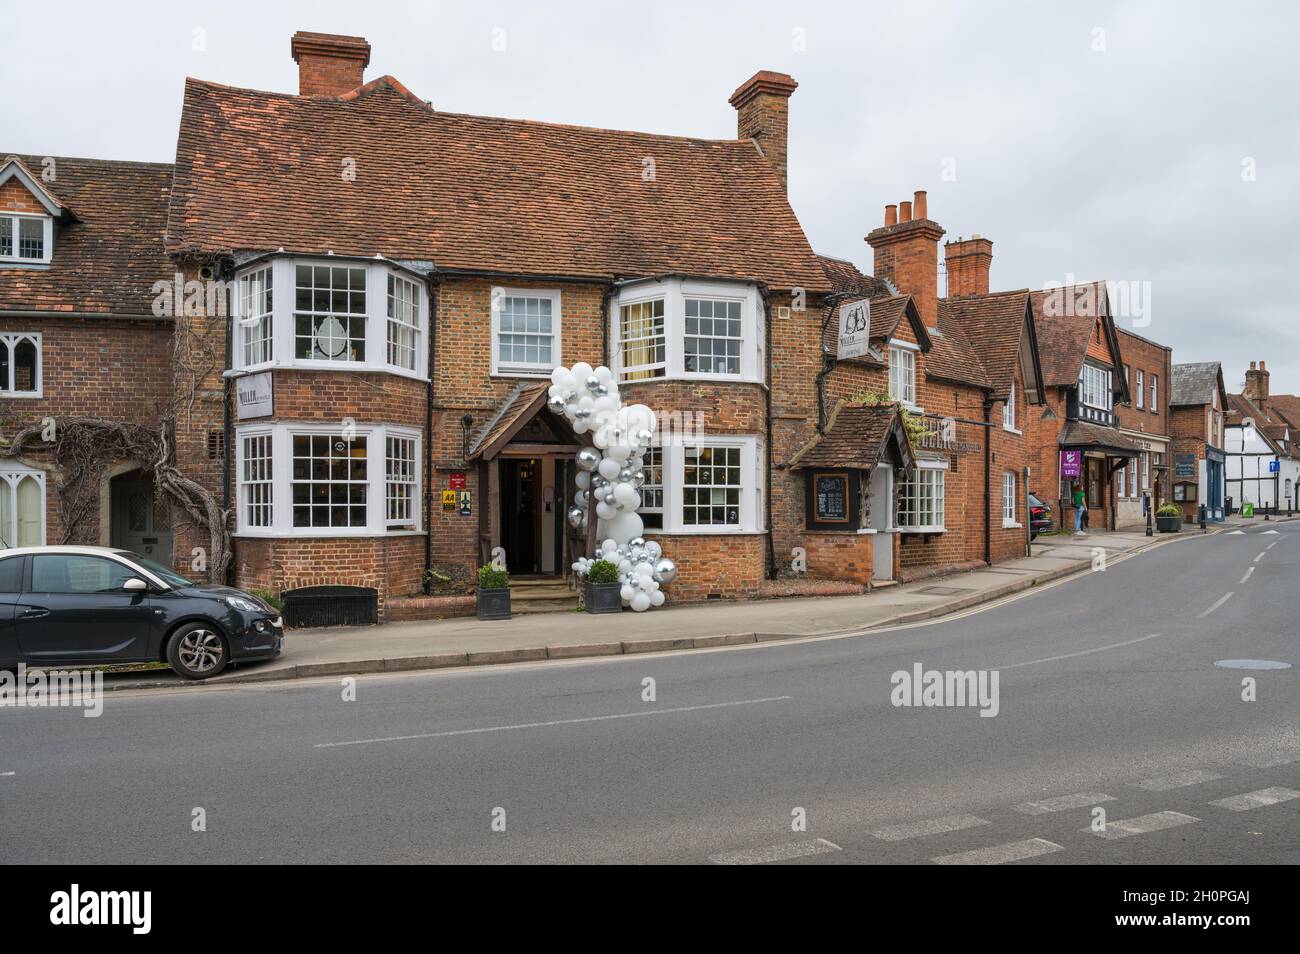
xmin=123 ymin=578 xmax=148 ymax=592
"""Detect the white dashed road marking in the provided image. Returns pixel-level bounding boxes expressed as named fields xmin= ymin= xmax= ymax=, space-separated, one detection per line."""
xmin=315 ymin=695 xmax=794 ymax=748
xmin=1013 ymin=792 xmax=1115 ymax=814
xmin=995 ymin=633 xmax=1161 ymax=671
xmin=710 ymin=838 xmax=841 ymax=865
xmin=1237 ymin=752 xmax=1299 ymax=769
xmin=1253 ymin=552 xmax=1266 ymax=563
xmin=1209 ymin=787 xmax=1300 ymax=812
xmin=1087 ymin=811 xmax=1199 ymax=840
xmin=870 ymin=814 xmax=989 ymax=841
xmin=1136 ymin=769 xmax=1223 ymax=791
xmin=1238 ymin=567 xmax=1254 ymax=584
xmin=932 ymin=838 xmax=1063 ymax=865
xmin=1198 ymin=592 xmax=1234 ymax=618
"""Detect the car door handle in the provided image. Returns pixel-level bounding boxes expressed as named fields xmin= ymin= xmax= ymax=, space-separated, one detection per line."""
xmin=20 ymin=608 xmax=49 ymax=620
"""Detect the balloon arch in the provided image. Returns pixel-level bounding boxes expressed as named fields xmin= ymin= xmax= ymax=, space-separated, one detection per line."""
xmin=546 ymin=363 xmax=676 ymax=611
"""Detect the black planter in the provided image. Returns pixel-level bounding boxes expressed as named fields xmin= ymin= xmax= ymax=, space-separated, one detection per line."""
xmin=586 ymin=581 xmax=624 ymax=614
xmin=1156 ymin=514 xmax=1182 ymax=534
xmin=476 ymin=586 xmax=511 ymax=620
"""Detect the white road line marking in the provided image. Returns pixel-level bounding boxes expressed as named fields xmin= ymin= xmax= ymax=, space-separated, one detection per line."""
xmin=1236 ymin=752 xmax=1299 ymax=769
xmin=1263 ymin=530 xmax=1280 ymax=536
xmin=1198 ymin=592 xmax=1234 ymax=618
xmin=1136 ymin=769 xmax=1223 ymax=791
xmin=1226 ymin=530 xmax=1246 ymax=535
xmin=1239 ymin=566 xmax=1255 ymax=584
xmin=709 ymin=838 xmax=841 ymax=865
xmin=314 ymin=695 xmax=795 ymax=748
xmin=932 ymin=838 xmax=1063 ymax=865
xmin=994 ymin=633 xmax=1161 ymax=671
xmin=1087 ymin=811 xmax=1199 ymax=840
xmin=870 ymin=814 xmax=989 ymax=841
xmin=1013 ymin=792 xmax=1115 ymax=814
xmin=1267 ymin=540 xmax=1279 ymax=548
xmin=0 ymin=771 xmax=13 ymax=777
xmin=1209 ymin=787 xmax=1300 ymax=812
xmin=1253 ymin=551 xmax=1266 ymax=563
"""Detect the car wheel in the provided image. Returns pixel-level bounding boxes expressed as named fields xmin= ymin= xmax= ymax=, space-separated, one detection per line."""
xmin=167 ymin=623 xmax=229 ymax=679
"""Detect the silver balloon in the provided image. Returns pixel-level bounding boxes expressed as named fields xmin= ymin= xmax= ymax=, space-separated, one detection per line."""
xmin=547 ymin=394 xmax=567 ymax=414
xmin=603 ymin=492 xmax=617 ymax=505
xmin=592 ymin=383 xmax=608 ymax=396
xmin=576 ymin=448 xmax=600 ymax=472
xmin=563 ymin=389 xmax=577 ymax=402
xmin=631 ymin=471 xmax=646 ymax=487
xmin=629 ymin=537 xmax=646 ymax=550
xmin=652 ymin=558 xmax=677 ymax=584
xmin=618 ymin=467 xmax=634 ymax=482
xmin=575 ymin=408 xmax=591 ymax=420
xmin=635 ymin=429 xmax=653 ymax=446
xmin=566 ymin=506 xmax=586 ymax=528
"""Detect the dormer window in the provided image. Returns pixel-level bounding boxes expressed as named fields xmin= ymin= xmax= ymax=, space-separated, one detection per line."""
xmin=0 ymin=214 xmax=53 ymax=264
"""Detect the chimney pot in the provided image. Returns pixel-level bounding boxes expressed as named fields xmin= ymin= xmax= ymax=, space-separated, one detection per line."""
xmin=1260 ymin=360 xmax=1267 ymax=371
xmin=913 ymin=190 xmax=927 ymax=220
xmin=943 ymin=234 xmax=994 ymax=297
xmin=291 ymin=31 xmax=371 ymax=96
xmin=899 ymin=200 xmax=913 ymax=222
xmin=885 ymin=204 xmax=898 ymax=227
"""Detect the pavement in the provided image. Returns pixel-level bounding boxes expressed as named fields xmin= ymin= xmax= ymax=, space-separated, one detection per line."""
xmin=3 ymin=518 xmax=1295 ymax=863
xmin=93 ymin=515 xmax=1298 ymax=691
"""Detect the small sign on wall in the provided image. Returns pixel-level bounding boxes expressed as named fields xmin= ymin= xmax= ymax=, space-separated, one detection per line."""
xmin=1060 ymin=449 xmax=1082 ymax=479
xmin=836 ymin=299 xmax=870 ymax=360
xmin=442 ymin=490 xmax=457 ymax=511
xmin=235 ymin=371 xmax=273 ymax=420
xmin=805 ymin=469 xmax=860 ymax=530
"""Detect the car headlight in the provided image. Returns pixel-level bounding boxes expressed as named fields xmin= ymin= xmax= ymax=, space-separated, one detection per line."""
xmin=224 ymin=595 xmax=262 ymax=612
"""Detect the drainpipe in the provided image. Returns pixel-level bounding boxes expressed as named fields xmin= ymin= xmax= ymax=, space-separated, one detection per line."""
xmin=983 ymin=398 xmax=992 ymax=565
xmin=423 ymin=274 xmax=441 ymax=595
xmin=601 ymin=283 xmax=614 ymax=367
xmin=760 ymin=284 xmax=776 ymax=580
xmin=220 ymin=259 xmax=234 ymax=585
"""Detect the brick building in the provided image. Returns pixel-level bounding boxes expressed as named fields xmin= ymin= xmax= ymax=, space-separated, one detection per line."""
xmin=4 ymin=30 xmax=1065 ymax=623
xmin=1169 ymin=362 xmax=1229 ymax=522
xmin=1112 ymin=328 xmax=1173 ymax=527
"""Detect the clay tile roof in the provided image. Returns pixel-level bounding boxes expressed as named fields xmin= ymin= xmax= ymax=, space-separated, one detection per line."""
xmin=0 ymin=154 xmax=173 ymax=315
xmin=937 ymin=290 xmax=1031 ymax=399
xmin=816 ymin=255 xmax=876 ymax=297
xmin=788 ymin=401 xmax=915 ymax=471
xmin=167 ymin=77 xmax=830 ymax=292
xmin=1059 ymin=420 xmax=1144 ymax=455
xmin=1029 ymin=282 xmax=1109 ymax=386
xmin=467 ymin=381 xmax=552 ymax=460
xmin=1263 ymin=394 xmax=1300 ymax=431
xmin=1170 ymin=362 xmax=1222 ymax=406
xmin=1226 ymin=393 xmax=1287 ymax=452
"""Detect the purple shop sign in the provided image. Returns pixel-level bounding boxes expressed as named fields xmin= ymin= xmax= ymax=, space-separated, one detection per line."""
xmin=1060 ymin=450 xmax=1082 ymax=478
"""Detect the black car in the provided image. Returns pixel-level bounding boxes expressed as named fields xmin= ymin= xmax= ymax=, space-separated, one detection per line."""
xmin=0 ymin=547 xmax=282 ymax=679
xmin=1028 ymin=493 xmax=1054 ymax=540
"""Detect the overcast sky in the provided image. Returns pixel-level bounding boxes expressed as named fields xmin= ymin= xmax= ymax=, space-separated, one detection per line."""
xmin=5 ymin=1 xmax=1298 ymax=394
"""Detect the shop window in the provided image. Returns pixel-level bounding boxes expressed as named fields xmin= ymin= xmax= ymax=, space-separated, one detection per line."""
xmin=292 ymin=434 xmax=368 ymax=528
xmin=682 ymin=445 xmax=741 ymax=527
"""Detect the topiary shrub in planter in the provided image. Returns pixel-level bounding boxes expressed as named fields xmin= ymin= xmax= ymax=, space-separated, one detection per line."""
xmin=1155 ymin=503 xmax=1182 ymax=534
xmin=476 ymin=564 xmax=511 ymax=620
xmin=585 ymin=559 xmax=623 ymax=614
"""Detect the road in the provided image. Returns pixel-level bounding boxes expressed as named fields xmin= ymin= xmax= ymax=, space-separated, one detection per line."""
xmin=2 ymin=525 xmax=1297 ymax=864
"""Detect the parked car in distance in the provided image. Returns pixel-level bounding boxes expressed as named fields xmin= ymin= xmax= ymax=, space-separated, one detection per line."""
xmin=0 ymin=546 xmax=282 ymax=679
xmin=1028 ymin=493 xmax=1054 ymax=540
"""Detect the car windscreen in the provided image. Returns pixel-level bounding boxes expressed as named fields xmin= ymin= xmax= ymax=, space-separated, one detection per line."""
xmin=118 ymin=553 xmax=193 ymax=588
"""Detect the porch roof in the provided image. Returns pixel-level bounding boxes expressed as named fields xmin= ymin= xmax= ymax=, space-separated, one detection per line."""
xmin=1059 ymin=420 xmax=1144 ymax=457
xmin=468 ymin=381 xmax=558 ymax=460
xmin=787 ymin=401 xmax=916 ymax=471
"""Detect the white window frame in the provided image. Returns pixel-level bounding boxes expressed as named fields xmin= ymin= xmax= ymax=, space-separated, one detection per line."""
xmin=234 ymin=422 xmax=422 ymax=537
xmin=1129 ymin=457 xmax=1138 ymax=497
xmin=897 ymin=459 xmax=947 ymax=533
xmin=0 ymin=332 xmax=42 ymax=398
xmin=385 ymin=433 xmax=419 ymax=530
xmin=611 ymin=278 xmax=763 ymax=384
xmin=889 ymin=341 xmax=919 ymax=408
xmin=647 ymin=436 xmax=763 ymax=535
xmin=490 ymin=287 xmax=562 ymax=377
xmin=1142 ymin=451 xmax=1150 ymax=492
xmin=0 ymin=466 xmax=46 ymax=547
xmin=237 ymin=266 xmax=274 ymax=368
xmin=0 ymin=213 xmax=54 ymax=266
xmin=1002 ymin=471 xmax=1020 ymax=527
xmin=1002 ymin=382 xmax=1017 ymax=432
xmin=1150 ymin=374 xmax=1158 ymax=412
xmin=639 ymin=444 xmax=664 ymax=529
xmin=231 ymin=258 xmax=427 ymax=380
xmin=1078 ymin=363 xmax=1113 ymax=412
xmin=1136 ymin=369 xmax=1144 ymax=409
xmin=239 ymin=431 xmax=274 ymax=529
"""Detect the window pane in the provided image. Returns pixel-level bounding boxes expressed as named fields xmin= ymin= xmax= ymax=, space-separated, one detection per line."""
xmin=620 ymin=299 xmax=666 ymax=380
xmin=17 ymin=218 xmax=43 ymax=259
xmin=31 ymin=555 xmax=133 ymax=594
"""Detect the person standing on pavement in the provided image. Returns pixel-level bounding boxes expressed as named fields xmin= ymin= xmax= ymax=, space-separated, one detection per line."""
xmin=1072 ymin=483 xmax=1087 ymax=535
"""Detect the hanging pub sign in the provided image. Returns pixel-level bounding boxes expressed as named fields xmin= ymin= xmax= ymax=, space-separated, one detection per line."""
xmin=806 ymin=469 xmax=859 ymax=530
xmin=837 ymin=298 xmax=870 ymax=360
xmin=1060 ymin=449 xmax=1082 ymax=479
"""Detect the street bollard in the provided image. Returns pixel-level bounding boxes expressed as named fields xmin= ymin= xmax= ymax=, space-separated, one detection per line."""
xmin=1145 ymin=508 xmax=1153 ymax=537
xmin=1198 ymin=504 xmax=1207 ymax=532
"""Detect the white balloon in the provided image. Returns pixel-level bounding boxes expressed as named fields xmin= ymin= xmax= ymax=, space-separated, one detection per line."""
xmin=650 ymin=590 xmax=666 ymax=607
xmin=571 ymin=362 xmax=594 ymax=384
xmin=596 ymin=501 xmax=617 ymax=520
xmin=575 ymin=471 xmax=591 ymax=490
xmin=613 ymin=482 xmax=639 ymax=507
xmin=597 ymin=457 xmax=622 ymax=480
xmin=605 ymin=512 xmax=644 ymax=545
xmin=595 ymin=365 xmax=613 ymax=382
xmin=618 ymin=559 xmax=632 ymax=573
xmin=644 ymin=540 xmax=662 ymax=559
xmin=631 ymin=591 xmax=651 ymax=612
xmin=592 ymin=428 xmax=611 ymax=450
xmin=601 ymin=538 xmax=618 ymax=554
xmin=573 ymin=418 xmax=589 ymax=434
xmin=620 ymin=584 xmax=635 ymax=602
xmin=607 ymin=443 xmax=631 ymax=462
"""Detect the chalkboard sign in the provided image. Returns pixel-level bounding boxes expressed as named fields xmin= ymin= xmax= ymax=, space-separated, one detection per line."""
xmin=1174 ymin=454 xmax=1196 ymax=479
xmin=805 ymin=469 xmax=859 ymax=530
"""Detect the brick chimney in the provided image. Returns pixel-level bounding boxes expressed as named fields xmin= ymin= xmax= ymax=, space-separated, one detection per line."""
xmin=944 ymin=235 xmax=994 ymax=297
xmin=1244 ymin=360 xmax=1270 ymax=407
xmin=866 ymin=190 xmax=944 ymax=325
xmin=291 ymin=31 xmax=371 ymax=96
xmin=729 ymin=71 xmax=798 ymax=192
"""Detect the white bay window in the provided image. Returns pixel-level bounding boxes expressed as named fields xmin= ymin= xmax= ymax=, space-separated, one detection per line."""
xmin=235 ymin=423 xmax=421 ymax=536
xmin=232 ymin=257 xmax=427 ymax=378
xmin=897 ymin=462 xmax=946 ymax=532
xmin=612 ymin=279 xmax=762 ymax=383
xmin=638 ymin=437 xmax=763 ymax=534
